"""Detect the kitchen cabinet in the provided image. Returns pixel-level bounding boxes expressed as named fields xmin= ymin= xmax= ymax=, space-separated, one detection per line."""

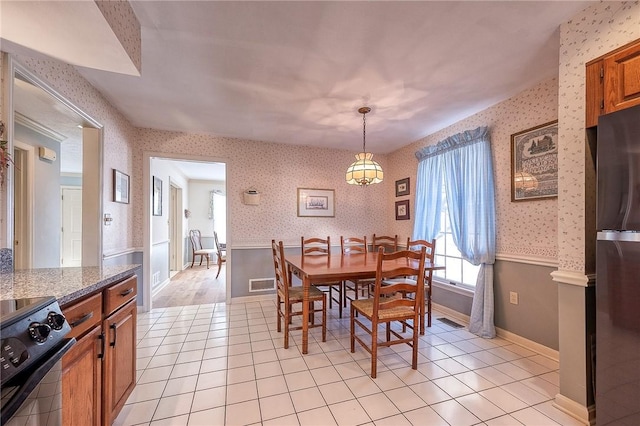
xmin=586 ymin=38 xmax=640 ymax=128
xmin=61 ymin=275 xmax=137 ymax=425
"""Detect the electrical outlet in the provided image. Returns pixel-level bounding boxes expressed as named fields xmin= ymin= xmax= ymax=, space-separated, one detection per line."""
xmin=509 ymin=291 xmax=519 ymax=305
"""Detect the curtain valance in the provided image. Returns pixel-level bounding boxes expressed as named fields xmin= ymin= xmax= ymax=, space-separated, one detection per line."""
xmin=415 ymin=126 xmax=489 ymax=161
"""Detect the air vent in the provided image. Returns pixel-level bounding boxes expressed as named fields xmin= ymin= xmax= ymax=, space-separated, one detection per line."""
xmin=249 ymin=278 xmax=276 ymax=292
xmin=437 ymin=317 xmax=464 ymax=328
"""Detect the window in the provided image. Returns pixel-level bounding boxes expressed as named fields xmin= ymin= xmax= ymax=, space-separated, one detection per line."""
xmin=433 ymin=185 xmax=480 ymax=289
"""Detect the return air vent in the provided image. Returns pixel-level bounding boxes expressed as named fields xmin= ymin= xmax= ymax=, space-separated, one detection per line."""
xmin=249 ymin=277 xmax=276 ymax=292
xmin=437 ymin=317 xmax=464 ymax=328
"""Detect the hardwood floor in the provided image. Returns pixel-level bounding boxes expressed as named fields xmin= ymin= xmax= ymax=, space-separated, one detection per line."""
xmin=151 ymin=264 xmax=225 ymax=308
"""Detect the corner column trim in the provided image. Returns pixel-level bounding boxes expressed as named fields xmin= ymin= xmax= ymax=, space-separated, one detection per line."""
xmin=551 ymin=270 xmax=595 ymax=287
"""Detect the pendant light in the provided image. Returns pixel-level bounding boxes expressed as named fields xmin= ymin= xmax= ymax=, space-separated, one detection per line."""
xmin=345 ymin=107 xmax=384 ymax=186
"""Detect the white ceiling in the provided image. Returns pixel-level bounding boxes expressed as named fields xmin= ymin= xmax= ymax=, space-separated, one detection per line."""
xmin=3 ymin=1 xmax=594 ymax=160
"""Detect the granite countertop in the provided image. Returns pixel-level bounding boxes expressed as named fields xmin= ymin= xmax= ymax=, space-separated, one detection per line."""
xmin=0 ymin=265 xmax=140 ymax=306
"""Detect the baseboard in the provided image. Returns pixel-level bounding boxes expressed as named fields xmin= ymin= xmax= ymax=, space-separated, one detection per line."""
xmin=231 ymin=294 xmax=274 ymax=304
xmin=432 ymin=302 xmax=558 ymax=362
xmin=553 ymin=393 xmax=594 ymax=425
xmin=151 ymin=277 xmax=171 ymax=298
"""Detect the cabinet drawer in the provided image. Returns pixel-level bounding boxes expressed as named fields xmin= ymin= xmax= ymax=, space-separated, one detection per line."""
xmin=104 ymin=276 xmax=137 ymax=314
xmin=63 ymin=293 xmax=102 ymax=339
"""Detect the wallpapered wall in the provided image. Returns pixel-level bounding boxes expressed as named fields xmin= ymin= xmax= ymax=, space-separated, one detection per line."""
xmin=558 ymin=0 xmax=640 ymax=273
xmin=387 ymin=78 xmax=560 ymax=260
xmin=133 ymin=131 xmax=390 ymax=248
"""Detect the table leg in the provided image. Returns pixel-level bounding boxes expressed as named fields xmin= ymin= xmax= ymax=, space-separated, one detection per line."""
xmin=302 ymin=275 xmax=310 ymax=354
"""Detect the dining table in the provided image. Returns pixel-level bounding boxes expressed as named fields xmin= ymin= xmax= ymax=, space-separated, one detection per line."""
xmin=285 ymin=251 xmax=445 ymax=354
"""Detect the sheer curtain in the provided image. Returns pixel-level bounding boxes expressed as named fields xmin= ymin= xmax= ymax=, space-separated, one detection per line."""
xmin=413 ymin=127 xmax=496 ymax=338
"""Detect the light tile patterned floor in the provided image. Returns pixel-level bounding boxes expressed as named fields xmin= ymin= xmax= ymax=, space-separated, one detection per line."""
xmin=115 ymin=300 xmax=583 ymax=426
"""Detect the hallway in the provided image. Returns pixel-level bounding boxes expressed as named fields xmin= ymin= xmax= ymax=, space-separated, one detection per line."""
xmin=153 ymin=264 xmax=226 ymax=308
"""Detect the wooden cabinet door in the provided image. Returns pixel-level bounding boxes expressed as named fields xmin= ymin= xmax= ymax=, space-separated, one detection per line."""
xmin=62 ymin=325 xmax=103 ymax=426
xmin=585 ymin=60 xmax=604 ymax=128
xmin=604 ymin=40 xmax=640 ymax=114
xmin=102 ymin=299 xmax=137 ymax=426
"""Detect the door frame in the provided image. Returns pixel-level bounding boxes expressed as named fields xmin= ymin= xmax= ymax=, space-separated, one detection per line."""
xmin=12 ymin=141 xmax=34 ymax=269
xmin=169 ymin=182 xmax=183 ymax=273
xmin=143 ymin=152 xmax=229 ymax=312
xmin=60 ymin=186 xmax=82 ymax=267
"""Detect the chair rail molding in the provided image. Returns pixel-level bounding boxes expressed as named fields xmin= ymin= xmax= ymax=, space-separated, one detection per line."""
xmin=550 ymin=270 xmax=595 ymax=287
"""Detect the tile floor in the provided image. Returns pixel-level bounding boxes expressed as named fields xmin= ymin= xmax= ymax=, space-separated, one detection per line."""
xmin=115 ymin=299 xmax=584 ymax=426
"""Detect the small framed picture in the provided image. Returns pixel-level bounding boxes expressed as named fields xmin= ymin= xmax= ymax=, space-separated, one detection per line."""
xmin=395 ymin=177 xmax=410 ymax=197
xmin=152 ymin=176 xmax=163 ymax=216
xmin=395 ymin=199 xmax=410 ymax=220
xmin=511 ymin=120 xmax=558 ymax=202
xmin=113 ymin=169 xmax=129 ymax=204
xmin=297 ymin=188 xmax=335 ymax=217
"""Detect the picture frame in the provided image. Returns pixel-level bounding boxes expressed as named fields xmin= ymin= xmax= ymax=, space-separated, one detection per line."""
xmin=152 ymin=176 xmax=163 ymax=216
xmin=113 ymin=169 xmax=130 ymax=204
xmin=395 ymin=199 xmax=410 ymax=220
xmin=511 ymin=120 xmax=558 ymax=202
xmin=297 ymin=188 xmax=335 ymax=217
xmin=395 ymin=177 xmax=410 ymax=197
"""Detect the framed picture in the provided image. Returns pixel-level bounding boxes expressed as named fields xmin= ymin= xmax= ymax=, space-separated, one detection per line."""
xmin=297 ymin=188 xmax=335 ymax=217
xmin=395 ymin=177 xmax=410 ymax=197
xmin=511 ymin=120 xmax=558 ymax=202
xmin=395 ymin=199 xmax=410 ymax=220
xmin=113 ymin=169 xmax=129 ymax=204
xmin=152 ymin=176 xmax=163 ymax=216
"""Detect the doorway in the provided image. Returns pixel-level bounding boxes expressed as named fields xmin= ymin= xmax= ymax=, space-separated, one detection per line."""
xmin=145 ymin=155 xmax=228 ymax=311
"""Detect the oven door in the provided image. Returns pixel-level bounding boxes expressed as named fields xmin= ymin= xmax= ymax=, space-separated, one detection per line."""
xmin=1 ymin=338 xmax=75 ymax=425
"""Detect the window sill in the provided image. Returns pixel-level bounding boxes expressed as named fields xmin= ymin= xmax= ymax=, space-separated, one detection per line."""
xmin=433 ymin=279 xmax=475 ymax=297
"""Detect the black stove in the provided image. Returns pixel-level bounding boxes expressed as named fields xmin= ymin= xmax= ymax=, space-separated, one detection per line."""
xmin=0 ymin=296 xmax=75 ymax=425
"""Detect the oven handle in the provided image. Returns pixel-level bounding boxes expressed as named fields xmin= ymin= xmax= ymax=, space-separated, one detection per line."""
xmin=0 ymin=338 xmax=76 ymax=425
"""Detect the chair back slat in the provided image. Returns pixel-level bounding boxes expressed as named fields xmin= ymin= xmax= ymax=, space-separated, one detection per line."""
xmin=372 ymin=247 xmax=426 ymax=318
xmin=372 ymin=234 xmax=398 ymax=253
xmin=271 ymin=240 xmax=289 ymax=298
xmin=341 ymin=236 xmax=368 ymax=255
xmin=214 ymin=231 xmax=224 ymax=254
xmin=189 ymin=229 xmax=203 ymax=250
xmin=302 ymin=236 xmax=331 ymax=255
xmin=406 ymin=238 xmax=436 ymax=283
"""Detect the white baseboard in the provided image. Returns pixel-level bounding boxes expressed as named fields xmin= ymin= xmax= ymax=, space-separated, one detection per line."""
xmin=231 ymin=294 xmax=274 ymax=304
xmin=151 ymin=278 xmax=171 ymax=298
xmin=553 ymin=393 xmax=594 ymax=425
xmin=432 ymin=303 xmax=559 ymax=362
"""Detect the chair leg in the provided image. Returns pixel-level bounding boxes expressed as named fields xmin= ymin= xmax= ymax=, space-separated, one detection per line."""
xmin=284 ymin=301 xmax=290 ymax=349
xmin=371 ymin=319 xmax=378 ymax=379
xmin=321 ymin=294 xmax=327 ymax=342
xmin=199 ymin=255 xmax=203 ymax=266
xmin=205 ymin=254 xmax=210 ymax=269
xmin=191 ymin=255 xmax=195 ymax=268
xmin=215 ymin=256 xmax=222 ymax=278
xmin=350 ymin=305 xmax=355 ymax=353
xmin=276 ymin=295 xmax=282 ymax=333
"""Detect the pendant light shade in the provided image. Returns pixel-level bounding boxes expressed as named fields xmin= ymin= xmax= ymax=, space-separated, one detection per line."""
xmin=346 ymin=107 xmax=384 ymax=186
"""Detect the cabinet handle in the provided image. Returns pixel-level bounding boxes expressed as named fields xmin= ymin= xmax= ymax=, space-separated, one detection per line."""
xmin=70 ymin=312 xmax=94 ymax=327
xmin=120 ymin=288 xmax=134 ymax=297
xmin=98 ymin=332 xmax=105 ymax=359
xmin=110 ymin=323 xmax=117 ymax=347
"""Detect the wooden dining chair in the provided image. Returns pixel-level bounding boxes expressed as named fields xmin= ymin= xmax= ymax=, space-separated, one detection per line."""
xmin=341 ymin=236 xmax=369 ymax=308
xmin=301 ymin=237 xmax=344 ymax=318
xmin=272 ymin=240 xmax=326 ymax=349
xmin=189 ymin=230 xmax=217 ymax=269
xmin=351 ymin=246 xmax=426 ymax=378
xmin=405 ymin=238 xmax=436 ymax=332
xmin=372 ymin=234 xmax=398 ymax=253
xmin=213 ymin=231 xmax=226 ymax=279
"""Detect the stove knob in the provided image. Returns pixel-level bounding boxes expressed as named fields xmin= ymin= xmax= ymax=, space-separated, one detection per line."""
xmin=28 ymin=323 xmax=52 ymax=344
xmin=47 ymin=312 xmax=66 ymax=331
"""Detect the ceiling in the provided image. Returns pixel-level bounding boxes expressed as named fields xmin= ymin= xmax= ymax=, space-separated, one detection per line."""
xmin=4 ymin=1 xmax=594 ymax=161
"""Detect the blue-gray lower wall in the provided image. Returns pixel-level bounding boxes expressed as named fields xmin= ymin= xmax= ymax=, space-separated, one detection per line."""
xmin=103 ymin=250 xmax=144 ymax=306
xmin=229 ymin=247 xmax=279 ymax=298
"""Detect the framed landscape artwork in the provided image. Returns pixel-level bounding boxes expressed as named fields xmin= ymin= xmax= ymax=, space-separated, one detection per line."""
xmin=511 ymin=120 xmax=558 ymax=202
xmin=297 ymin=188 xmax=335 ymax=217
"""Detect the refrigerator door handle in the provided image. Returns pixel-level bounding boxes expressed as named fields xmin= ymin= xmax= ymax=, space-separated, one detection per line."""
xmin=597 ymin=231 xmax=640 ymax=242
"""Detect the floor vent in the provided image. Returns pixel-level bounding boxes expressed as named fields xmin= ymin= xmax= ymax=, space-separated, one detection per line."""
xmin=249 ymin=278 xmax=276 ymax=292
xmin=437 ymin=317 xmax=464 ymax=328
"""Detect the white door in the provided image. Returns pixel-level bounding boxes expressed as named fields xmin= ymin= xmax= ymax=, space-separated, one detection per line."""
xmin=61 ymin=188 xmax=82 ymax=267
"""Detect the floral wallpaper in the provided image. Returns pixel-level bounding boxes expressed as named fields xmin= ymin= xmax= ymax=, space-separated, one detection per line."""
xmin=558 ymin=0 xmax=640 ymax=272
xmin=95 ymin=0 xmax=142 ymax=74
xmin=387 ymin=78 xmax=560 ymax=260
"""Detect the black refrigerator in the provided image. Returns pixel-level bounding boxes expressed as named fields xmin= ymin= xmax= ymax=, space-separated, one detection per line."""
xmin=596 ymin=103 xmax=640 ymax=425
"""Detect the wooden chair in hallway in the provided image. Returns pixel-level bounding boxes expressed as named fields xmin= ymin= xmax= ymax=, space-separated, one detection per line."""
xmin=214 ymin=231 xmax=226 ymax=279
xmin=351 ymin=247 xmax=426 ymax=378
xmin=301 ymin=236 xmax=344 ymax=317
xmin=189 ymin=229 xmax=217 ymax=269
xmin=272 ymin=240 xmax=326 ymax=349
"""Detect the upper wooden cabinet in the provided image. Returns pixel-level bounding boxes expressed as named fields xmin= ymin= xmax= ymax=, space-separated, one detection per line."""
xmin=586 ymin=38 xmax=640 ymax=128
